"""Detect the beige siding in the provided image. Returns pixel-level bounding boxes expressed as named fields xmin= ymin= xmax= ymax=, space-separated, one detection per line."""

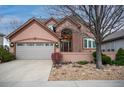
xmin=102 ymin=39 xmax=124 ymax=52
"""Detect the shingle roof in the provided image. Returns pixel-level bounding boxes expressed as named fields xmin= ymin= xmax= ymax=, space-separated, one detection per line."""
xmin=37 ymin=18 xmax=61 ymax=23
xmin=103 ymin=29 xmax=124 ymax=42
xmin=6 ymin=15 xmax=82 ymax=39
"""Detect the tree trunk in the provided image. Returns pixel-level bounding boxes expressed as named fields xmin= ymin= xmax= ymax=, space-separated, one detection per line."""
xmin=96 ymin=42 xmax=103 ymax=69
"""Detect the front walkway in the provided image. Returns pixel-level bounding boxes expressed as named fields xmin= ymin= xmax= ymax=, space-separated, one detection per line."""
xmin=0 ymin=80 xmax=124 ymax=87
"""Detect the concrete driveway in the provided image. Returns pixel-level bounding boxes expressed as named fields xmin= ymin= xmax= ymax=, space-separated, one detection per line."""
xmin=0 ymin=60 xmax=124 ymax=87
xmin=0 ymin=60 xmax=52 ymax=82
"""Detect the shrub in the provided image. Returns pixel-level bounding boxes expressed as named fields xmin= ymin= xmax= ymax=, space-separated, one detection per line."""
xmin=0 ymin=47 xmax=15 ymax=62
xmin=92 ymin=51 xmax=96 ymax=62
xmin=92 ymin=51 xmax=111 ymax=65
xmin=111 ymin=60 xmax=124 ymax=66
xmin=102 ymin=54 xmax=111 ymax=65
xmin=116 ymin=48 xmax=124 ymax=61
xmin=115 ymin=60 xmax=124 ymax=66
xmin=77 ymin=61 xmax=88 ymax=65
xmin=110 ymin=48 xmax=124 ymax=66
xmin=51 ymin=52 xmax=62 ymax=64
xmin=93 ymin=48 xmax=124 ymax=66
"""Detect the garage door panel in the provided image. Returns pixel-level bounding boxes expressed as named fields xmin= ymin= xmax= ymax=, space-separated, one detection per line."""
xmin=16 ymin=43 xmax=54 ymax=60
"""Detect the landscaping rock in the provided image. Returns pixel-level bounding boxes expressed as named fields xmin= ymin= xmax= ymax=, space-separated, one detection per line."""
xmin=49 ymin=63 xmax=124 ymax=80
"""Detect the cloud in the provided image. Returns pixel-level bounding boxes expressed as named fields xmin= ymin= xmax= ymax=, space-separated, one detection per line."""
xmin=0 ymin=15 xmax=21 ymax=24
xmin=31 ymin=6 xmax=51 ymax=18
xmin=0 ymin=15 xmax=22 ymax=35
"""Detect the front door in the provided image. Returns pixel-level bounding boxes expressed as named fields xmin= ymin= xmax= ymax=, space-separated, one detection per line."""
xmin=61 ymin=40 xmax=71 ymax=52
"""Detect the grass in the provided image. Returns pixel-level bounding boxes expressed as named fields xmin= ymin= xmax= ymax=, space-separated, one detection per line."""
xmin=77 ymin=61 xmax=88 ymax=65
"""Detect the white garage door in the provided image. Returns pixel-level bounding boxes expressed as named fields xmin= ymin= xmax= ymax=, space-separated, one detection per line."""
xmin=16 ymin=42 xmax=54 ymax=60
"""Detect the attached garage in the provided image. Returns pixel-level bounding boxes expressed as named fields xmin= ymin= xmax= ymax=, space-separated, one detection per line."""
xmin=16 ymin=42 xmax=54 ymax=60
xmin=7 ymin=18 xmax=60 ymax=60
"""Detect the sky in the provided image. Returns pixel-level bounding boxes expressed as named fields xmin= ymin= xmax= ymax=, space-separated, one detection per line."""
xmin=0 ymin=5 xmax=54 ymax=35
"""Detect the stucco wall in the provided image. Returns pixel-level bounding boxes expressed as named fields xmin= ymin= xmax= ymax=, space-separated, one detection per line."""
xmin=9 ymin=46 xmax=15 ymax=54
xmin=61 ymin=52 xmax=93 ymax=62
xmin=61 ymin=51 xmax=116 ymax=62
xmin=55 ymin=19 xmax=95 ymax=52
xmin=56 ymin=20 xmax=82 ymax=52
xmin=10 ymin=21 xmax=59 ymax=43
xmin=9 ymin=21 xmax=59 ymax=54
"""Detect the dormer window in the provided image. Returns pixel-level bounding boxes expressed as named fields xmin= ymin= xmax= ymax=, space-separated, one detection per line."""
xmin=48 ymin=24 xmax=55 ymax=31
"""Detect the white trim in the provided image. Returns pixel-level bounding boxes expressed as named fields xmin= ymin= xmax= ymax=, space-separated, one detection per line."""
xmin=83 ymin=38 xmax=96 ymax=48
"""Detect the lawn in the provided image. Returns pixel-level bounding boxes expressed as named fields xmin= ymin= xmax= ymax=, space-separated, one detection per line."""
xmin=49 ymin=63 xmax=124 ymax=80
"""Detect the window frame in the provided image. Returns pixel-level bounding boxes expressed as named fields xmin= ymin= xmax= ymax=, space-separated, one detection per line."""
xmin=83 ymin=38 xmax=96 ymax=48
xmin=48 ymin=24 xmax=54 ymax=31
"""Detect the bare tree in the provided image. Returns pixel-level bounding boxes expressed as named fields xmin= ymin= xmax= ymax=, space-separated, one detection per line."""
xmin=0 ymin=15 xmax=4 ymax=23
xmin=0 ymin=6 xmax=4 ymax=22
xmin=49 ymin=5 xmax=124 ymax=69
xmin=9 ymin=19 xmax=21 ymax=30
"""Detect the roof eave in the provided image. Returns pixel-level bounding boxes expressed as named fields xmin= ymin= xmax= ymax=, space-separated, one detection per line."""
xmin=102 ymin=36 xmax=124 ymax=43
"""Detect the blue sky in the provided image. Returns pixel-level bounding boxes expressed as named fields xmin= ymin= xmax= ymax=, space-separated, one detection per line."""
xmin=0 ymin=5 xmax=54 ymax=35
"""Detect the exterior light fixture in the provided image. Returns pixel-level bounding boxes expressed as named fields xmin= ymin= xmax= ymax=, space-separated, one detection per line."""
xmin=55 ymin=43 xmax=59 ymax=48
xmin=10 ymin=42 xmax=14 ymax=47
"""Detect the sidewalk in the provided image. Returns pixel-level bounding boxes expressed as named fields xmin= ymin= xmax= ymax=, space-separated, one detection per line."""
xmin=0 ymin=80 xmax=124 ymax=87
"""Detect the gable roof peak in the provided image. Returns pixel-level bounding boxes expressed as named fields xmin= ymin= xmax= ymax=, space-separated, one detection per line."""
xmin=55 ymin=15 xmax=81 ymax=28
xmin=44 ymin=17 xmax=58 ymax=25
xmin=6 ymin=17 xmax=59 ymax=40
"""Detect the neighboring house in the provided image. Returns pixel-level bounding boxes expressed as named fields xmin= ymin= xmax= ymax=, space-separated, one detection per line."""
xmin=0 ymin=33 xmax=5 ymax=47
xmin=102 ymin=30 xmax=124 ymax=52
xmin=7 ymin=15 xmax=96 ymax=61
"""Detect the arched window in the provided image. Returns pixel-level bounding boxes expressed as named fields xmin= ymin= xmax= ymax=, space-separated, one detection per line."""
xmin=61 ymin=29 xmax=72 ymax=52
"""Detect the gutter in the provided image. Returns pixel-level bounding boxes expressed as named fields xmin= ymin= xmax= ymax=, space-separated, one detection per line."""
xmin=102 ymin=36 xmax=124 ymax=43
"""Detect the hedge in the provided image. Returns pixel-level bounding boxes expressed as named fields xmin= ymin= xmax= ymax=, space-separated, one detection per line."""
xmin=92 ymin=51 xmax=111 ymax=65
xmin=113 ymin=48 xmax=124 ymax=66
xmin=0 ymin=47 xmax=15 ymax=62
xmin=116 ymin=48 xmax=124 ymax=61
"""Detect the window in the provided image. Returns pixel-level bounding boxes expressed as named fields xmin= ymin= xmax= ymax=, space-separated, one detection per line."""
xmin=93 ymin=41 xmax=96 ymax=48
xmin=102 ymin=49 xmax=105 ymax=52
xmin=48 ymin=25 xmax=55 ymax=31
xmin=83 ymin=38 xmax=96 ymax=48
xmin=36 ymin=43 xmax=44 ymax=46
xmin=50 ymin=43 xmax=53 ymax=46
xmin=89 ymin=40 xmax=91 ymax=48
xmin=27 ymin=43 xmax=34 ymax=46
xmin=17 ymin=43 xmax=25 ymax=46
xmin=107 ymin=49 xmax=110 ymax=51
xmin=84 ymin=39 xmax=87 ymax=48
xmin=111 ymin=41 xmax=115 ymax=51
xmin=45 ymin=43 xmax=49 ymax=46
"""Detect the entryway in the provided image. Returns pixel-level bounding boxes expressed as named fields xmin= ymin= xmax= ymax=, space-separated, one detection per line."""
xmin=61 ymin=28 xmax=72 ymax=52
